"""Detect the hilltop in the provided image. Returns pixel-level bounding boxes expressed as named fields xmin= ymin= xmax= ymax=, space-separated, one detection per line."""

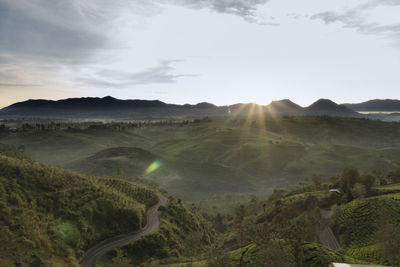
xmin=266 ymin=99 xmax=304 ymax=115
xmin=305 ymin=99 xmax=359 ymax=116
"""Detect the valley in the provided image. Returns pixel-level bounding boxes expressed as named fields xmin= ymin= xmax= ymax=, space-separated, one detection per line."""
xmin=2 ymin=101 xmax=400 ymax=266
xmin=2 ymin=116 xmax=400 ymax=204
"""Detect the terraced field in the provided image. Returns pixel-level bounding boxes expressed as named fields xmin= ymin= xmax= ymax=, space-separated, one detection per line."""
xmin=331 ymin=187 xmax=400 ymax=264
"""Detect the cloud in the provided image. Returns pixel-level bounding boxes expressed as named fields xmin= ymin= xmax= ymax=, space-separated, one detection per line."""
xmin=126 ymin=60 xmax=197 ymax=85
xmin=0 ymin=0 xmax=271 ymax=63
xmin=0 ymin=0 xmax=272 ymax=100
xmin=0 ymin=0 xmax=268 ymax=86
xmin=0 ymin=83 xmax=40 ymax=87
xmin=0 ymin=0 xmax=111 ymax=62
xmin=165 ymin=0 xmax=269 ymax=17
xmin=311 ymin=11 xmax=355 ymax=25
xmin=0 ymin=0 xmax=272 ymax=64
xmin=76 ymin=60 xmax=197 ymax=88
xmin=311 ymin=0 xmax=400 ymax=39
xmin=163 ymin=0 xmax=277 ymax=26
xmin=0 ymin=66 xmax=28 ymax=85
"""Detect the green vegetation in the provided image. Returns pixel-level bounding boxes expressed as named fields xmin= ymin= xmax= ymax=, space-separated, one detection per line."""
xmin=153 ymin=165 xmax=400 ymax=267
xmin=97 ymin=199 xmax=215 ymax=267
xmin=3 ymin=116 xmax=400 ymax=266
xmin=331 ymin=191 xmax=400 ymax=265
xmin=0 ymin=144 xmax=158 ymax=266
xmin=68 ymin=147 xmax=159 ymax=178
xmin=2 ymin=116 xmax=400 ymax=203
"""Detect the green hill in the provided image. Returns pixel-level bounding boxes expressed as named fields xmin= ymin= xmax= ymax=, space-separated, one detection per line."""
xmin=68 ymin=147 xmax=159 ymax=178
xmin=0 ymin=144 xmax=158 ymax=267
xmin=158 ymin=166 xmax=400 ymax=267
xmin=331 ymin=191 xmax=400 ymax=265
xmin=97 ymin=198 xmax=215 ymax=267
xmin=68 ymin=146 xmax=257 ymax=202
xmin=3 ymin=137 xmax=400 ymax=266
xmin=2 ymin=116 xmax=400 ymax=202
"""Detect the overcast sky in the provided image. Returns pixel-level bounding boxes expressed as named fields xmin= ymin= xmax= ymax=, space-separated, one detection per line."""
xmin=0 ymin=0 xmax=400 ymax=108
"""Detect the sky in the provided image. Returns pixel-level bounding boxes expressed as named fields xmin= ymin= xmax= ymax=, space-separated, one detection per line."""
xmin=0 ymin=0 xmax=400 ymax=108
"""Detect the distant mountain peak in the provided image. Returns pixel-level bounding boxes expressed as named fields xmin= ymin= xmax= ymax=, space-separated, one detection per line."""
xmin=102 ymin=96 xmax=117 ymax=100
xmin=266 ymin=99 xmax=304 ymax=115
xmin=269 ymin=99 xmax=302 ymax=107
xmin=195 ymin=102 xmax=216 ymax=108
xmin=310 ymin=98 xmax=337 ymax=106
xmin=0 ymin=96 xmax=366 ymax=119
xmin=307 ymin=99 xmax=358 ymax=116
xmin=344 ymin=99 xmax=400 ymax=111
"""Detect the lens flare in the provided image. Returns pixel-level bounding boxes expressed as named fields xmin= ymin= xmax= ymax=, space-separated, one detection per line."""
xmin=145 ymin=159 xmax=163 ymax=174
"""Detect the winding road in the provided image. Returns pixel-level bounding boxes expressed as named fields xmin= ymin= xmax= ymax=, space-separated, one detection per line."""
xmin=316 ymin=210 xmax=340 ymax=251
xmin=79 ymin=193 xmax=168 ymax=267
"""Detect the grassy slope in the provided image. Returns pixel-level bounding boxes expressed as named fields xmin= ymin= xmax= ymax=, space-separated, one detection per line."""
xmin=163 ymin=186 xmax=364 ymax=267
xmin=97 ymin=199 xmax=215 ymax=267
xmin=67 ymin=147 xmax=159 ymax=178
xmin=2 ymin=117 xmax=400 ymax=202
xmin=331 ymin=189 xmax=400 ymax=265
xmin=0 ymin=145 xmax=158 ymax=267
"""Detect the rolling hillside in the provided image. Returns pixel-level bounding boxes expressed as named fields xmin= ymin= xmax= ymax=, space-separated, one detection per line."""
xmin=331 ymin=191 xmax=400 ymax=265
xmin=68 ymin=147 xmax=160 ymax=178
xmin=160 ymin=171 xmax=400 ymax=267
xmin=2 ymin=117 xmax=400 ymax=202
xmin=0 ymin=144 xmax=158 ymax=266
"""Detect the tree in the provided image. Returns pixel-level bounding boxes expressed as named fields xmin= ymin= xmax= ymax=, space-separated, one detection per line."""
xmin=234 ymin=204 xmax=246 ymax=249
xmin=351 ymin=183 xmax=366 ymax=199
xmin=207 ymin=242 xmax=231 ymax=267
xmin=375 ymin=222 xmax=400 ymax=266
xmin=338 ymin=166 xmax=362 ymax=201
xmin=388 ymin=168 xmax=400 ymax=184
xmin=183 ymin=231 xmax=203 ymax=261
xmin=213 ymin=213 xmax=226 ymax=233
xmin=340 ymin=166 xmax=360 ymax=193
xmin=110 ymin=249 xmax=132 ymax=267
xmin=254 ymin=224 xmax=294 ymax=267
xmin=280 ymin=222 xmax=307 ymax=267
xmin=311 ymin=175 xmax=322 ymax=189
xmin=359 ymin=174 xmax=376 ymax=190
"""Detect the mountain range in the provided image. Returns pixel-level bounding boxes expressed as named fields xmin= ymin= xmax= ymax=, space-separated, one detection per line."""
xmin=344 ymin=99 xmax=400 ymax=112
xmin=0 ymin=96 xmax=399 ymax=120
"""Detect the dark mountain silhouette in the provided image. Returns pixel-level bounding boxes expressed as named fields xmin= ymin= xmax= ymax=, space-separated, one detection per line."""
xmin=193 ymin=102 xmax=217 ymax=109
xmin=0 ymin=96 xmax=223 ymax=119
xmin=344 ymin=99 xmax=400 ymax=112
xmin=305 ymin=99 xmax=359 ymax=116
xmin=0 ymin=96 xmax=362 ymax=119
xmin=266 ymin=99 xmax=304 ymax=115
xmin=6 ymin=96 xmax=168 ymax=110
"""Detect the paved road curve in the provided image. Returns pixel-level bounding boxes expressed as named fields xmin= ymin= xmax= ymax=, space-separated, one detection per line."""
xmin=316 ymin=210 xmax=340 ymax=251
xmin=79 ymin=193 xmax=168 ymax=267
